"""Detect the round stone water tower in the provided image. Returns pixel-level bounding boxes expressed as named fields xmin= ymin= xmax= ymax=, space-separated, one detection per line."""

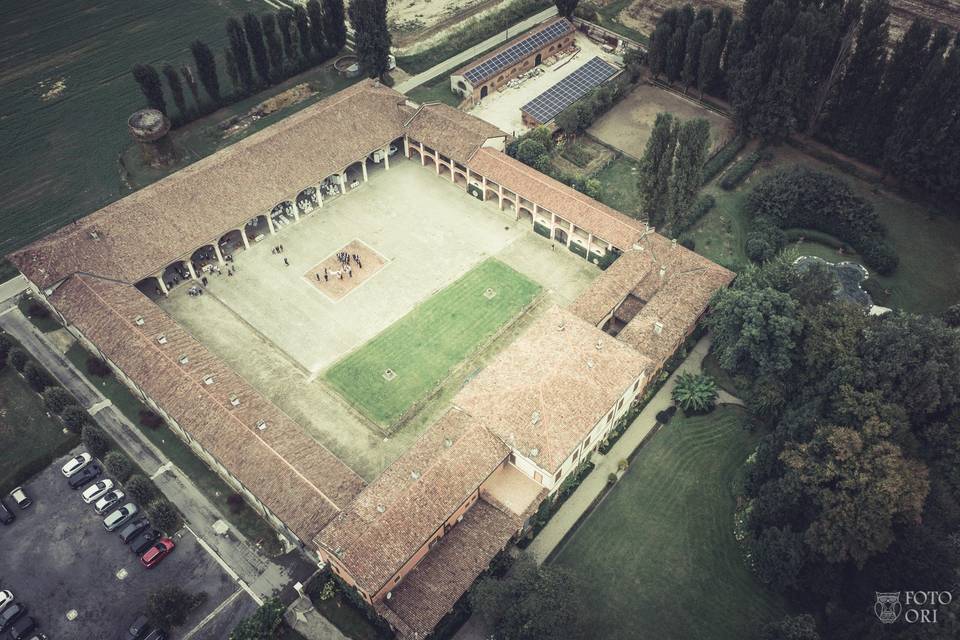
xmin=128 ymin=108 xmax=177 ymax=167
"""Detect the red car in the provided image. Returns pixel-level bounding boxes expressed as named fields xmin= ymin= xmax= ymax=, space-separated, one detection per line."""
xmin=140 ymin=538 xmax=175 ymax=568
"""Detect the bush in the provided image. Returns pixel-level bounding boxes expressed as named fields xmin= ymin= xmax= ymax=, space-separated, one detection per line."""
xmin=702 ymin=135 xmax=747 ymax=183
xmin=607 ymin=472 xmax=618 ymax=485
xmin=517 ymin=139 xmax=547 ymax=165
xmin=671 ymin=372 xmax=719 ymax=414
xmin=43 ymin=387 xmax=74 ymax=414
xmin=124 ymin=474 xmax=157 ymax=504
xmin=229 ymin=597 xmax=286 ymax=640
xmin=226 ymin=492 xmax=245 ymax=514
xmin=138 ymin=409 xmax=164 ymax=429
xmin=617 ymin=459 xmax=628 ymax=472
xmin=27 ymin=300 xmax=50 ymax=318
xmin=859 ymin=239 xmax=899 ymax=275
xmin=0 ymin=335 xmax=10 ymax=369
xmin=9 ymin=347 xmax=27 ymax=372
xmin=675 ymin=193 xmax=716 ymax=234
xmin=561 ymin=142 xmax=592 ymax=167
xmin=147 ymin=586 xmax=207 ymax=629
xmin=146 ymin=498 xmax=181 ymax=534
xmin=679 ymin=237 xmax=695 ymax=250
xmin=656 ymin=405 xmax=677 ymax=423
xmin=720 ymin=152 xmax=761 ymax=190
xmin=82 ymin=424 xmax=110 ymax=458
xmin=746 ymin=219 xmax=787 ymax=263
xmin=61 ymin=405 xmax=91 ymax=433
xmin=86 ymin=356 xmax=111 ymax=378
xmin=104 ymin=451 xmax=133 ymax=482
xmin=23 ymin=361 xmax=52 ymax=392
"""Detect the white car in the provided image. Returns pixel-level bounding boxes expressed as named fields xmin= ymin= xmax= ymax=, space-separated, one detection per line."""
xmin=0 ymin=590 xmax=12 ymax=612
xmin=61 ymin=452 xmax=92 ymax=477
xmin=103 ymin=503 xmax=138 ymax=532
xmin=81 ymin=479 xmax=115 ymax=504
xmin=94 ymin=490 xmax=125 ymax=515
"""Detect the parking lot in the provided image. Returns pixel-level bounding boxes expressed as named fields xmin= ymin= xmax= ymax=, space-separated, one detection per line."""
xmin=0 ymin=448 xmax=250 ymax=639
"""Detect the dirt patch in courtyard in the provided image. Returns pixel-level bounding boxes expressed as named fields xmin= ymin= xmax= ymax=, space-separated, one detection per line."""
xmin=588 ymin=83 xmax=735 ymax=159
xmin=304 ymin=240 xmax=388 ymax=301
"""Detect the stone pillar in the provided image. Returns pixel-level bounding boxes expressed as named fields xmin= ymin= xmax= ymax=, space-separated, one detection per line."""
xmin=498 ymin=185 xmax=505 ymax=210
xmin=157 ymin=276 xmax=169 ymax=296
xmin=361 ymin=160 xmax=368 ymax=182
xmin=339 ymin=173 xmax=347 ymax=193
xmin=267 ymin=215 xmax=276 ymax=235
xmin=403 ymin=137 xmax=410 ymax=158
xmin=213 ymin=243 xmax=225 ymax=265
xmin=240 ymin=229 xmax=250 ymax=250
xmin=586 ymin=233 xmax=594 ymax=261
xmin=317 ymin=185 xmax=324 ymax=208
xmin=419 ymin=143 xmax=426 ymax=166
xmin=435 ymin=155 xmax=441 ymax=176
xmin=384 ymin=148 xmax=390 ymax=170
xmin=290 ymin=203 xmax=300 ymax=222
xmin=185 ymin=260 xmax=198 ymax=280
xmin=450 ymin=166 xmax=456 ymax=183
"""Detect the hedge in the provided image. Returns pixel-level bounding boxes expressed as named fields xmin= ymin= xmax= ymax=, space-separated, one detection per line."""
xmin=720 ymin=152 xmax=761 ymax=190
xmin=568 ymin=241 xmax=588 ymax=258
xmin=104 ymin=451 xmax=133 ymax=482
xmin=675 ymin=193 xmax=715 ymax=235
xmin=533 ymin=221 xmax=551 ymax=238
xmin=43 ymin=387 xmax=74 ymax=414
xmin=702 ymin=135 xmax=747 ymax=183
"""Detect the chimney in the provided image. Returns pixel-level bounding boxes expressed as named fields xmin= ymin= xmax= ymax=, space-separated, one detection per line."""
xmin=671 ymin=238 xmax=677 ymax=250
xmin=654 ymin=321 xmax=664 ymax=335
xmin=659 ymin=265 xmax=667 ymax=281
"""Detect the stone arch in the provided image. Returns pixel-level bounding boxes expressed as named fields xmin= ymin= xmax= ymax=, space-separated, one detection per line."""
xmin=501 ymin=197 xmax=515 ymax=213
xmin=409 ymin=146 xmax=422 ymax=162
xmin=135 ymin=276 xmax=165 ymax=300
xmin=220 ymin=229 xmax=246 ymax=254
xmin=485 ymin=188 xmax=500 ymax=203
xmin=161 ymin=261 xmax=191 ymax=290
xmin=271 ymin=200 xmax=296 ymax=227
xmin=535 ymin=53 xmax=542 ymax=66
xmin=438 ymin=162 xmax=451 ymax=179
xmin=480 ymin=85 xmax=488 ymax=99
xmin=554 ymin=228 xmax=569 ymax=245
xmin=518 ymin=207 xmax=533 ymax=224
xmin=454 ymin=171 xmax=467 ymax=188
xmin=344 ymin=161 xmax=364 ymax=188
xmin=424 ymin=155 xmax=436 ymax=170
xmin=297 ymin=187 xmax=319 ymax=215
xmin=190 ymin=244 xmax=219 ymax=273
xmin=245 ymin=214 xmax=270 ymax=240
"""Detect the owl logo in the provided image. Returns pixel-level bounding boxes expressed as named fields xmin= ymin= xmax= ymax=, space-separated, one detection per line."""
xmin=875 ymin=592 xmax=902 ymax=624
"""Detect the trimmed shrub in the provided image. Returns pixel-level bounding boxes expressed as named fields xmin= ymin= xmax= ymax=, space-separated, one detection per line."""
xmin=859 ymin=239 xmax=899 ymax=275
xmin=561 ymin=142 xmax=592 ymax=167
xmin=746 ymin=220 xmax=787 ymax=263
xmin=568 ymin=242 xmax=588 ymax=259
xmin=533 ymin=221 xmax=551 ymax=238
xmin=86 ymin=356 xmax=111 ymax=378
xmin=61 ymin=405 xmax=91 ymax=433
xmin=656 ymin=405 xmax=677 ymax=423
xmin=226 ymin=492 xmax=245 ymax=513
xmin=675 ymin=193 xmax=716 ymax=234
xmin=27 ymin=300 xmax=50 ymax=318
xmin=23 ymin=361 xmax=52 ymax=392
xmin=146 ymin=498 xmax=181 ymax=534
xmin=43 ymin=387 xmax=74 ymax=414
xmin=607 ymin=472 xmax=618 ymax=485
xmin=124 ymin=474 xmax=157 ymax=505
xmin=720 ymin=152 xmax=761 ymax=190
xmin=139 ymin=409 xmax=164 ymax=429
xmin=9 ymin=347 xmax=27 ymax=372
xmin=702 ymin=135 xmax=747 ymax=183
xmin=104 ymin=451 xmax=133 ymax=482
xmin=82 ymin=424 xmax=109 ymax=458
xmin=671 ymin=372 xmax=719 ymax=414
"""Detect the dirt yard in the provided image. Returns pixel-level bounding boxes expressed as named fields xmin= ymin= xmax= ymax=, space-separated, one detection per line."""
xmin=305 ymin=240 xmax=388 ymax=301
xmin=615 ymin=0 xmax=960 ymax=42
xmin=388 ymin=0 xmax=497 ymax=46
xmin=588 ymin=83 xmax=735 ymax=159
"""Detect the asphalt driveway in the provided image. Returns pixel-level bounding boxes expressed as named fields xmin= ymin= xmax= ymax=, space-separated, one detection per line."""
xmin=0 ymin=448 xmax=243 ymax=639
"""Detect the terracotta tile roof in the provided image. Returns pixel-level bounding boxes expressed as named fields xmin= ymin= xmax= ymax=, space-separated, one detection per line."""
xmin=466 ymin=148 xmax=646 ymax=250
xmin=404 ymin=103 xmax=507 ymax=165
xmin=316 ymin=408 xmax=509 ymax=595
xmin=569 ymin=234 xmax=735 ymax=369
xmin=454 ymin=306 xmax=652 ymax=473
xmin=453 ymin=17 xmax=575 ymax=85
xmin=8 ymin=80 xmax=410 ymax=290
xmin=48 ymin=273 xmax=365 ymax=542
xmin=376 ymin=498 xmax=523 ymax=639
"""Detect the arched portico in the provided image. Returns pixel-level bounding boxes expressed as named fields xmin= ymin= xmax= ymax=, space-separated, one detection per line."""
xmin=135 ymin=276 xmax=166 ymax=300
xmin=554 ymin=228 xmax=569 ymax=245
xmin=220 ymin=229 xmax=247 ymax=254
xmin=245 ymin=215 xmax=271 ymax=240
xmin=409 ymin=147 xmax=422 ymax=163
xmin=484 ymin=188 xmax=500 ymax=204
xmin=518 ymin=207 xmax=533 ymax=224
xmin=161 ymin=261 xmax=192 ymax=291
xmin=454 ymin=171 xmax=467 ymax=188
xmin=438 ymin=163 xmax=451 ymax=179
xmin=271 ymin=201 xmax=297 ymax=227
xmin=423 ymin=155 xmax=436 ymax=171
xmin=297 ymin=187 xmax=319 ymax=215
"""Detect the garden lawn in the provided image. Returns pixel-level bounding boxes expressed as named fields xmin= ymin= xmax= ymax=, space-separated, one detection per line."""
xmin=405 ymin=74 xmax=461 ymax=107
xmin=551 ymin=406 xmax=787 ymax=640
xmin=594 ymin=154 xmax=643 ymax=219
xmin=325 ymin=259 xmax=540 ymax=427
xmin=0 ymin=344 xmax=79 ymax=493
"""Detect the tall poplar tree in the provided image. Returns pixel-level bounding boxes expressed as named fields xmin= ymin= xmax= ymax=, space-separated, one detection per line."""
xmin=191 ymin=40 xmax=222 ymax=104
xmin=306 ymin=0 xmax=327 ymax=59
xmin=243 ymin=12 xmax=271 ymax=85
xmin=223 ymin=48 xmax=240 ymax=91
xmin=322 ymin=0 xmax=348 ymax=52
xmin=261 ymin=13 xmax=285 ymax=78
xmin=226 ymin=18 xmax=255 ymax=91
xmin=648 ymin=21 xmax=673 ymax=79
xmin=294 ymin=6 xmax=314 ymax=62
xmin=668 ymin=118 xmax=711 ymax=232
xmin=349 ymin=0 xmax=392 ymax=78
xmin=161 ymin=64 xmax=188 ymax=119
xmin=637 ymin=113 xmax=678 ymax=228
xmin=871 ymin=19 xmax=932 ymax=157
xmin=278 ymin=9 xmax=298 ymax=64
xmin=132 ymin=64 xmax=166 ymax=114
xmin=682 ymin=18 xmax=709 ymax=92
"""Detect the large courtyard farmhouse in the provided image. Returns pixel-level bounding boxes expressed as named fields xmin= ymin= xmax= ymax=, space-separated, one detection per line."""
xmin=8 ymin=79 xmax=733 ymax=638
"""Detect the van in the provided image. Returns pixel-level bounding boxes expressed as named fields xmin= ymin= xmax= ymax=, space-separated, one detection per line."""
xmin=9 ymin=487 xmax=31 ymax=510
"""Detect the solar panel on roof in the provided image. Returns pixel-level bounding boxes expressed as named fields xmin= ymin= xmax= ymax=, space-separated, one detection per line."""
xmin=521 ymin=57 xmax=619 ymax=125
xmin=463 ymin=20 xmax=573 ymax=85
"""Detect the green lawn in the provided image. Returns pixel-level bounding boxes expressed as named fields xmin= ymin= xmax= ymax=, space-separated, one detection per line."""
xmin=551 ymin=406 xmax=787 ymax=640
xmin=405 ymin=74 xmax=461 ymax=107
xmin=64 ymin=341 xmax=283 ymax=554
xmin=0 ymin=339 xmax=80 ymax=493
xmin=325 ymin=259 xmax=541 ymax=427
xmin=594 ymin=154 xmax=643 ymax=219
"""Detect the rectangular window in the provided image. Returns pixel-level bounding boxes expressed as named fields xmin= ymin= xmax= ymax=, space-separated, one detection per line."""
xmin=554 ymin=469 xmax=562 ymax=482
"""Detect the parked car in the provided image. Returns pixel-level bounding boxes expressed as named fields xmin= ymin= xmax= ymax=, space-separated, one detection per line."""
xmin=129 ymin=529 xmax=160 ymax=555
xmin=24 ymin=634 xmax=48 ymax=640
xmin=104 ymin=503 xmax=138 ymax=532
xmin=0 ymin=499 xmax=13 ymax=525
xmin=0 ymin=591 xmax=12 ymax=612
xmin=127 ymin=614 xmax=150 ymax=639
xmin=81 ymin=479 xmax=115 ymax=504
xmin=66 ymin=463 xmax=101 ymax=489
xmin=143 ymin=628 xmax=168 ymax=640
xmin=7 ymin=615 xmax=36 ymax=640
xmin=141 ymin=538 xmax=175 ymax=568
xmin=60 ymin=452 xmax=92 ymax=477
xmin=93 ymin=490 xmax=125 ymax=515
xmin=118 ymin=517 xmax=150 ymax=544
xmin=0 ymin=603 xmax=25 ymax=632
xmin=8 ymin=488 xmax=31 ymax=510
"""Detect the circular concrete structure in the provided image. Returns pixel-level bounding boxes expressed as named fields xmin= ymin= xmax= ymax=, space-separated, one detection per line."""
xmin=334 ymin=55 xmax=361 ymax=78
xmin=127 ymin=108 xmax=176 ymax=167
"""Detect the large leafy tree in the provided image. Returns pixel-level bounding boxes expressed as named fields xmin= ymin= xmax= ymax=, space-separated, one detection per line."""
xmin=780 ymin=423 xmax=929 ymax=566
xmin=147 ymin=586 xmax=205 ymax=630
xmin=760 ymin=615 xmax=821 ymax=640
xmin=554 ymin=0 xmax=579 ymax=19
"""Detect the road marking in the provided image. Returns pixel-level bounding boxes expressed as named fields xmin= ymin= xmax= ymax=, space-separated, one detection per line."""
xmin=88 ymin=399 xmax=112 ymax=415
xmin=182 ymin=588 xmax=244 ymax=640
xmin=185 ymin=524 xmax=264 ymax=606
xmin=150 ymin=461 xmax=173 ymax=480
xmin=0 ymin=305 xmax=15 ymax=318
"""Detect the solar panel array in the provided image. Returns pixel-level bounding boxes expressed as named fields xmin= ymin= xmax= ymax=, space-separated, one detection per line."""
xmin=463 ymin=19 xmax=573 ymax=85
xmin=522 ymin=57 xmax=619 ymax=125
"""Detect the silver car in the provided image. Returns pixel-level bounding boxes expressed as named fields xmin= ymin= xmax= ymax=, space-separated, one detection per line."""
xmin=103 ymin=503 xmax=138 ymax=532
xmin=81 ymin=479 xmax=115 ymax=504
xmin=94 ymin=490 xmax=125 ymax=515
xmin=61 ymin=452 xmax=92 ymax=477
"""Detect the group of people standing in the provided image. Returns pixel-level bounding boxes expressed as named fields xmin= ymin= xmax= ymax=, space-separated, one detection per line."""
xmin=315 ymin=251 xmax=363 ymax=283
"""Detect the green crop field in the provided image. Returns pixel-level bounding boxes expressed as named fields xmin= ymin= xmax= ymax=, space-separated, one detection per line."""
xmin=325 ymin=259 xmax=541 ymax=427
xmin=551 ymin=406 xmax=787 ymax=640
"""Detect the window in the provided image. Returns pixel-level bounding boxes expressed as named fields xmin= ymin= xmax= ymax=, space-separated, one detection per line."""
xmin=554 ymin=469 xmax=562 ymax=482
xmin=584 ymin=434 xmax=591 ymax=447
xmin=393 ymin=575 xmax=401 ymax=584
xmin=607 ymin=410 xmax=614 ymax=423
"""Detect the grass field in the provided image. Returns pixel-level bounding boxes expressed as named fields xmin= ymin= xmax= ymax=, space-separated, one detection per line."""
xmin=594 ymin=154 xmax=643 ymax=219
xmin=405 ymin=73 xmax=462 ymax=107
xmin=0 ymin=342 xmax=80 ymax=494
xmin=325 ymin=259 xmax=541 ymax=427
xmin=551 ymin=406 xmax=786 ymax=640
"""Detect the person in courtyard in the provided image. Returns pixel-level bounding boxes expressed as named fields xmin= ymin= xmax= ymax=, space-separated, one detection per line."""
xmin=284 ymin=257 xmax=289 ymax=266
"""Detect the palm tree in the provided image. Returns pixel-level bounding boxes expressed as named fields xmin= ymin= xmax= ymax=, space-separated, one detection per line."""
xmin=671 ymin=372 xmax=718 ymax=414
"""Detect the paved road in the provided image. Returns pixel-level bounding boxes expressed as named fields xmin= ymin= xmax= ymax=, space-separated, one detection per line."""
xmin=0 ymin=301 xmax=309 ymax=605
xmin=394 ymin=6 xmax=559 ymax=94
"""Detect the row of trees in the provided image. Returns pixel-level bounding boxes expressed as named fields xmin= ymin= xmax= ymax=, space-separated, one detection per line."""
xmin=708 ymin=256 xmax=960 ymax=639
xmin=636 ymin=112 xmax=711 ymax=234
xmin=648 ymin=0 xmax=960 ymax=206
xmin=132 ymin=0 xmax=347 ymax=125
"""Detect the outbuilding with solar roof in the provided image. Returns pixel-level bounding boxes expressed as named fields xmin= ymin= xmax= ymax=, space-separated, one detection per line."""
xmin=450 ymin=17 xmax=576 ymax=106
xmin=521 ymin=56 xmax=620 ymax=126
